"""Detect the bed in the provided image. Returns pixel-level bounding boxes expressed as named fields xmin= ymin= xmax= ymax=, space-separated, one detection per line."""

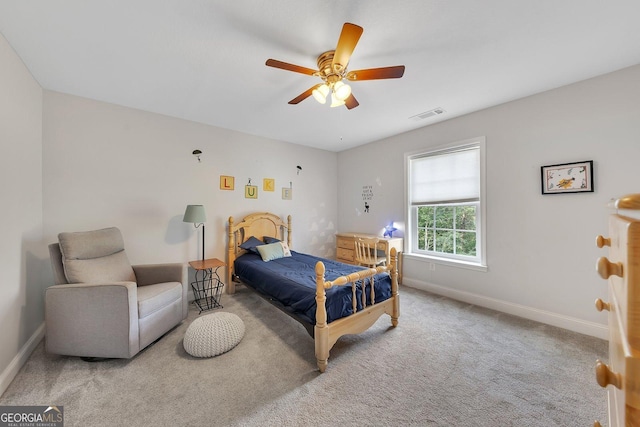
xmin=226 ymin=212 xmax=400 ymax=372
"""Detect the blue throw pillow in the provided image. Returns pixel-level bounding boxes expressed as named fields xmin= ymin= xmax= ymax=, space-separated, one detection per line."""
xmin=239 ymin=236 xmax=264 ymax=254
xmin=263 ymin=236 xmax=281 ymax=244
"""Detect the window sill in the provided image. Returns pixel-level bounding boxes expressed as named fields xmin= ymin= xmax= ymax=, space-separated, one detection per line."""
xmin=404 ymin=253 xmax=488 ymax=272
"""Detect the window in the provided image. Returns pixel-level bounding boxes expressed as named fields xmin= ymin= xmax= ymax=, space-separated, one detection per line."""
xmin=406 ymin=138 xmax=486 ymax=267
xmin=416 ymin=204 xmax=477 ymax=256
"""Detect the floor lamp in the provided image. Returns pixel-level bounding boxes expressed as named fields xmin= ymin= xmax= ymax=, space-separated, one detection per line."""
xmin=183 ymin=205 xmax=207 ymax=261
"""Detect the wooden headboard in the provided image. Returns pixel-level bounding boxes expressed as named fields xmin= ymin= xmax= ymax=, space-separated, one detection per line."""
xmin=226 ymin=212 xmax=291 ymax=293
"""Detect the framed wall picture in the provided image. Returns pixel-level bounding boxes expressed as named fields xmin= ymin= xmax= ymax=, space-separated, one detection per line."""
xmin=541 ymin=160 xmax=594 ymax=194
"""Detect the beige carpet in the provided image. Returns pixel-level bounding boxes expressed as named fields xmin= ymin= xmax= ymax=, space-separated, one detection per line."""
xmin=0 ymin=285 xmax=608 ymax=426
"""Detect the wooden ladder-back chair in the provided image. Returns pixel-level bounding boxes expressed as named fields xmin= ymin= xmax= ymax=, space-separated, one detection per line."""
xmin=354 ymin=236 xmax=386 ymax=268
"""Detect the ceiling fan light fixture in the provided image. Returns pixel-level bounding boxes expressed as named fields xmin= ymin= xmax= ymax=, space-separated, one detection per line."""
xmin=312 ymin=84 xmax=330 ymax=104
xmin=333 ymin=81 xmax=351 ymax=101
xmin=330 ymin=92 xmax=346 ymax=108
xmin=266 ymin=23 xmax=405 ymax=110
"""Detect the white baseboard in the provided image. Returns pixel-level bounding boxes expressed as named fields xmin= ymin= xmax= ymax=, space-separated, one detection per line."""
xmin=0 ymin=322 xmax=45 ymax=398
xmin=402 ymin=278 xmax=608 ymax=340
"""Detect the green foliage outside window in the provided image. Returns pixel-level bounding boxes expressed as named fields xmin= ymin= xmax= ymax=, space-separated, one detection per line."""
xmin=417 ymin=205 xmax=477 ymax=256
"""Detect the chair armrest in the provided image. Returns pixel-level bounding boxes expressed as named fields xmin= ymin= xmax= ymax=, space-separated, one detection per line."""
xmin=133 ymin=263 xmax=189 ymax=320
xmin=45 ymin=281 xmax=139 ymax=358
xmin=132 ymin=263 xmax=187 ymax=286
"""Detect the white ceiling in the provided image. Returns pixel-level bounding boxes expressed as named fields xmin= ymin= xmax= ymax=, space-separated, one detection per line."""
xmin=1 ymin=1 xmax=639 ymax=152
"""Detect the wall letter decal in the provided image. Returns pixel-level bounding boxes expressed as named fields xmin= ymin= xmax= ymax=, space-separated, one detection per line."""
xmin=220 ymin=176 xmax=235 ymax=190
xmin=245 ymin=185 xmax=258 ymax=199
xmin=282 ymin=188 xmax=292 ymax=200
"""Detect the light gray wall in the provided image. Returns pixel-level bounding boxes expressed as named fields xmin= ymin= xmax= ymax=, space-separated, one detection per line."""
xmin=42 ymin=91 xmax=338 ymax=266
xmin=1 ymin=38 xmax=338 ymax=393
xmin=337 ymin=64 xmax=640 ymax=337
xmin=0 ymin=34 xmax=45 ymax=390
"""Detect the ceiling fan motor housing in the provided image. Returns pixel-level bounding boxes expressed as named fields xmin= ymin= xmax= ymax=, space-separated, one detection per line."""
xmin=317 ymin=50 xmax=343 ymax=83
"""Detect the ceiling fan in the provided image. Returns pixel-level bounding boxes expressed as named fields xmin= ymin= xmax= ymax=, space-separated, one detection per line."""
xmin=265 ymin=23 xmax=405 ymax=110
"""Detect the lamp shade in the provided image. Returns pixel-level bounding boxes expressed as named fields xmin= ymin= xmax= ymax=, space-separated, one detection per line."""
xmin=333 ymin=81 xmax=351 ymax=101
xmin=330 ymin=92 xmax=345 ymax=108
xmin=183 ymin=205 xmax=206 ymax=223
xmin=312 ymin=84 xmax=330 ymax=104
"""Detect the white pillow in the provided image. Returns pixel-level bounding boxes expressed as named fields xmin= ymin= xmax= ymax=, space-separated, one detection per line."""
xmin=280 ymin=241 xmax=291 ymax=257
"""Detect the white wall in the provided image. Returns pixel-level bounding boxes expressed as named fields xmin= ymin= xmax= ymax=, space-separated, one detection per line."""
xmin=42 ymin=91 xmax=338 ymax=269
xmin=338 ymin=64 xmax=640 ymax=338
xmin=0 ymin=34 xmax=45 ymax=392
xmin=1 ymin=49 xmax=337 ymax=396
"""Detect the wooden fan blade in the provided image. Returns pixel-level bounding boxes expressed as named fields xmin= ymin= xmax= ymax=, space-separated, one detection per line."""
xmin=345 ymin=94 xmax=359 ymax=110
xmin=288 ymin=84 xmax=322 ymax=104
xmin=332 ymin=23 xmax=363 ymax=71
xmin=266 ymin=59 xmax=317 ymax=76
xmin=346 ymin=65 xmax=405 ymax=81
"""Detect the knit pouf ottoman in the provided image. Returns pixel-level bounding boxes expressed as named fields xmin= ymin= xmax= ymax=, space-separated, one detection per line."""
xmin=183 ymin=312 xmax=245 ymax=357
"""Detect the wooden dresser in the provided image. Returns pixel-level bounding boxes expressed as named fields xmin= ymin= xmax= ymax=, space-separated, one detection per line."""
xmin=335 ymin=232 xmax=403 ymax=283
xmin=594 ymin=194 xmax=640 ymax=427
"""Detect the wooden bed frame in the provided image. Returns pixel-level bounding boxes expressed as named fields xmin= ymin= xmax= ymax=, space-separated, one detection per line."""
xmin=227 ymin=212 xmax=400 ymax=373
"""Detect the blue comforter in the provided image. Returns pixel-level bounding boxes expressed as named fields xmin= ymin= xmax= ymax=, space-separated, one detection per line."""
xmin=234 ymin=251 xmax=392 ymax=325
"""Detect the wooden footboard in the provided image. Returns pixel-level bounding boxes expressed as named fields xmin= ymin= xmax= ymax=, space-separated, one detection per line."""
xmin=314 ymin=248 xmax=400 ymax=373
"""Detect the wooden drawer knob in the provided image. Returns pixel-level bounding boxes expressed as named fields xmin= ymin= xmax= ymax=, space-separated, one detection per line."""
xmin=596 ymin=257 xmax=623 ymax=279
xmin=594 ymin=421 xmax=602 ymax=427
xmin=595 ymin=359 xmax=622 ymax=389
xmin=594 ymin=298 xmax=610 ymax=312
xmin=595 ymin=235 xmax=611 ymax=248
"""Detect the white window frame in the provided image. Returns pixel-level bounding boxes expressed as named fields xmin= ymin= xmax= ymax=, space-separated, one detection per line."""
xmin=404 ymin=137 xmax=487 ymax=271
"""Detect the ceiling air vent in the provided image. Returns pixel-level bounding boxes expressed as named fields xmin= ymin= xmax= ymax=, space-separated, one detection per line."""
xmin=410 ymin=108 xmax=445 ymax=121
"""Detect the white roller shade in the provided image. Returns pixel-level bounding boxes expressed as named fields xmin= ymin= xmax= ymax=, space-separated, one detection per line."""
xmin=410 ymin=146 xmax=480 ymax=205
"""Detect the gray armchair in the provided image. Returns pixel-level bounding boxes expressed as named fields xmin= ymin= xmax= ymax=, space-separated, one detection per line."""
xmin=45 ymin=227 xmax=188 ymax=359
